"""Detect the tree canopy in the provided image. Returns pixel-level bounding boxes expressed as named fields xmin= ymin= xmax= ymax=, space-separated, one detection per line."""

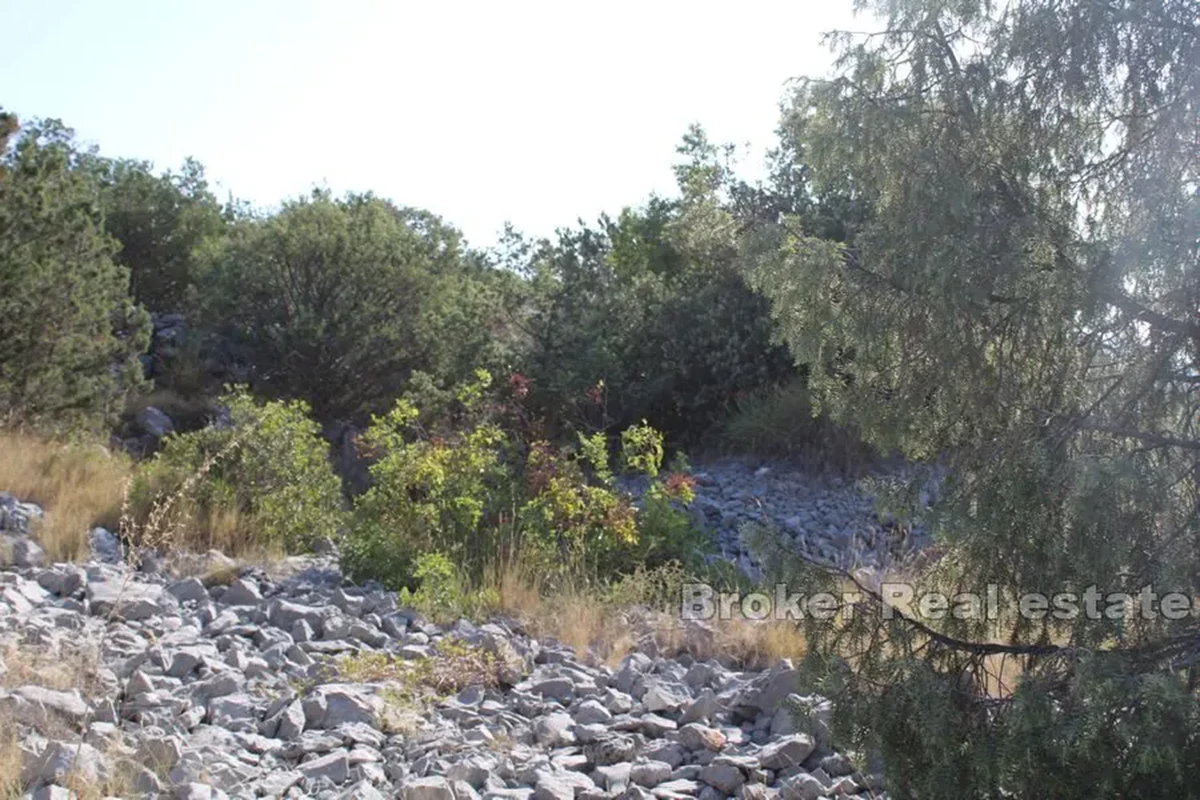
xmin=739 ymin=0 xmax=1200 ymax=795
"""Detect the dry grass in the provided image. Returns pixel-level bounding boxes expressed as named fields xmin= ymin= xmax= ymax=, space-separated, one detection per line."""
xmin=487 ymin=561 xmax=809 ymax=670
xmin=0 ymin=644 xmax=101 ymax=696
xmin=0 ymin=430 xmax=132 ymax=563
xmin=0 ymin=712 xmax=20 ymax=800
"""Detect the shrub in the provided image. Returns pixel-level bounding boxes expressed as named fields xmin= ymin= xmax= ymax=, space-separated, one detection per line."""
xmin=128 ymin=388 xmax=345 ymax=554
xmin=344 ymin=370 xmax=710 ymax=593
xmin=343 ymin=373 xmax=514 ymax=591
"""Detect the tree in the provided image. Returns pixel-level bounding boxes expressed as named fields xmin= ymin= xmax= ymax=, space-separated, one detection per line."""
xmin=193 ymin=190 xmax=504 ymax=423
xmin=97 ymin=157 xmax=227 ymax=312
xmin=513 ymin=134 xmax=793 ymax=443
xmin=0 ymin=118 xmax=149 ymax=431
xmin=741 ymin=0 xmax=1200 ymax=796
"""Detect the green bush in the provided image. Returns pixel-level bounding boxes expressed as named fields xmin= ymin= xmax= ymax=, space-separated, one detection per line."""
xmin=343 ymin=370 xmax=710 ymax=592
xmin=343 ymin=373 xmax=514 ymax=590
xmin=129 ymin=388 xmax=345 ymax=553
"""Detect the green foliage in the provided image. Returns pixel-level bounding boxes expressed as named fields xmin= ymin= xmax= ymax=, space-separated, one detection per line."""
xmin=192 ymin=190 xmax=511 ymax=423
xmin=97 ymin=157 xmax=227 ymax=312
xmin=130 ymin=388 xmax=345 ymax=553
xmin=0 ymin=118 xmax=150 ymax=432
xmin=620 ymin=421 xmax=663 ymax=477
xmin=395 ymin=552 xmax=500 ymax=623
xmin=738 ymin=1 xmax=1200 ymax=796
xmin=512 ymin=188 xmax=793 ymax=443
xmin=344 ymin=372 xmax=709 ymax=592
xmin=343 ymin=386 xmax=512 ymax=591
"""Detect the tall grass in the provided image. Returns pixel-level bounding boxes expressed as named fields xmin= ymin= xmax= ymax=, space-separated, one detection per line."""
xmin=485 ymin=556 xmax=809 ymax=669
xmin=0 ymin=431 xmax=132 ymax=562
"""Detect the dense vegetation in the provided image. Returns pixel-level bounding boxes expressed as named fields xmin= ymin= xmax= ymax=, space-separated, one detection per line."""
xmin=2 ymin=0 xmax=1198 ymax=794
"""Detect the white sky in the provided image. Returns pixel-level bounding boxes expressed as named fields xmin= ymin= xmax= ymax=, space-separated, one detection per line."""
xmin=1 ymin=0 xmax=871 ymax=247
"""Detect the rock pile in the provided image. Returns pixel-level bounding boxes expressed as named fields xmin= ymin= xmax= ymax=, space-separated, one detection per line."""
xmin=0 ymin=546 xmax=885 ymax=799
xmin=674 ymin=460 xmax=941 ymax=579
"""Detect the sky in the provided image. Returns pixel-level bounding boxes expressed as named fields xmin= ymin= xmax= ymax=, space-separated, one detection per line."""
xmin=1 ymin=0 xmax=872 ymax=247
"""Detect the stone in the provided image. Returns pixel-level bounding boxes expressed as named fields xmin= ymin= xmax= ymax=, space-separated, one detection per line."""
xmin=11 ymin=536 xmax=45 ymax=568
xmin=138 ymin=733 xmax=184 ymax=770
xmin=533 ymin=711 xmax=575 ymax=747
xmin=677 ymin=723 xmax=727 ymax=752
xmin=303 ymin=685 xmax=381 ymax=729
xmin=167 ymin=577 xmax=209 ymax=603
xmin=208 ymin=693 xmax=258 ymax=731
xmin=631 ymin=759 xmax=672 ymax=787
xmin=595 ymin=761 xmax=633 ymax=792
xmin=572 ymin=698 xmax=612 ymax=724
xmin=680 ymin=688 xmax=721 ymax=724
xmin=87 ymin=579 xmax=171 ymax=621
xmin=137 ymin=406 xmax=176 ymax=438
xmin=778 ymin=774 xmax=824 ymax=800
xmin=402 ymin=776 xmax=456 ymax=800
xmin=642 ymin=680 xmax=691 ymax=713
xmin=268 ymin=599 xmax=329 ymax=634
xmin=89 ymin=527 xmax=122 ymax=562
xmin=299 ymin=749 xmax=351 ymax=784
xmin=531 ymin=677 xmax=574 ymax=702
xmin=699 ymin=763 xmax=745 ymax=794
xmin=758 ymin=734 xmax=815 ymax=770
xmin=584 ymin=731 xmax=637 ymax=766
xmin=3 ymin=685 xmax=90 ymax=726
xmin=25 ymin=740 xmax=109 ymax=785
xmin=221 ymin=577 xmax=262 ymax=606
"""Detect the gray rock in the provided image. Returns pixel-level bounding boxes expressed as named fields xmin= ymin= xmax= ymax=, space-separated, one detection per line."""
xmin=642 ymin=679 xmax=691 ymax=713
xmin=402 ymin=776 xmax=456 ymax=800
xmin=680 ymin=688 xmax=721 ymax=724
xmin=10 ymin=536 xmax=45 ymax=568
xmin=533 ymin=711 xmax=575 ymax=747
xmin=303 ymin=686 xmax=381 ymax=729
xmin=699 ymin=762 xmax=745 ymax=794
xmin=778 ymin=773 xmax=823 ymax=800
xmin=221 ymin=577 xmax=262 ymax=606
xmin=677 ymin=723 xmax=727 ymax=752
xmin=174 ymin=783 xmax=231 ymax=800
xmin=572 ymin=698 xmax=612 ymax=724
xmin=137 ymin=406 xmax=176 ymax=438
xmin=758 ymin=734 xmax=815 ymax=770
xmin=87 ymin=579 xmax=172 ymax=621
xmin=3 ymin=685 xmax=90 ymax=726
xmin=269 ymin=599 xmax=330 ymax=634
xmin=167 ymin=577 xmax=209 ymax=603
xmin=25 ymin=740 xmax=109 ymax=785
xmin=137 ymin=733 xmax=184 ymax=771
xmin=300 ymin=749 xmax=351 ymax=784
xmin=630 ymin=760 xmax=672 ymax=787
xmin=595 ymin=761 xmax=632 ymax=792
xmin=208 ymin=693 xmax=258 ymax=731
xmin=88 ymin=527 xmax=122 ymax=563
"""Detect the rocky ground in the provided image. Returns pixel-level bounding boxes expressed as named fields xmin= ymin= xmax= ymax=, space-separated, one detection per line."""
xmin=630 ymin=459 xmax=939 ymax=580
xmin=0 ymin=460 xmax=900 ymax=800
